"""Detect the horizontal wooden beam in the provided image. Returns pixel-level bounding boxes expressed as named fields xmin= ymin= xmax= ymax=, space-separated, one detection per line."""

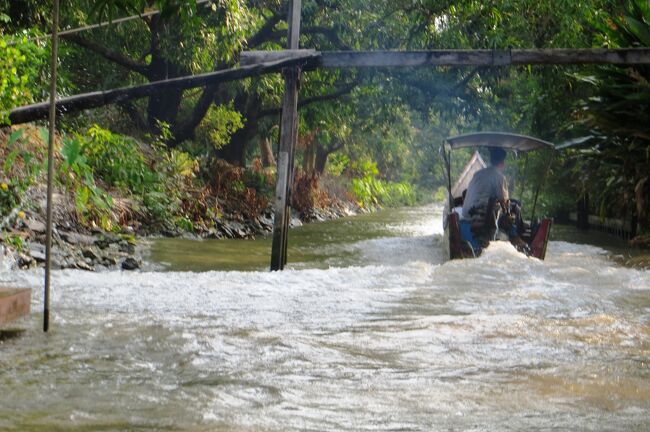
xmin=319 ymin=48 xmax=650 ymax=67
xmin=7 ymin=48 xmax=650 ymax=124
xmin=243 ymin=48 xmax=650 ymax=68
xmin=5 ymin=53 xmax=320 ymax=125
xmin=240 ymin=49 xmax=317 ymax=66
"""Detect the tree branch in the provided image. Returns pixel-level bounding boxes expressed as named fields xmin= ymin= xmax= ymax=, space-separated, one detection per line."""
xmin=247 ymin=8 xmax=286 ymax=49
xmin=258 ymin=80 xmax=359 ymax=118
xmin=265 ymin=26 xmax=351 ymax=50
xmin=61 ymin=33 xmax=149 ymax=76
xmin=172 ymin=8 xmax=287 ymax=142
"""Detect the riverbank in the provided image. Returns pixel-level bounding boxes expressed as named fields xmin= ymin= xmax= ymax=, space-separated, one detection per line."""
xmin=1 ymin=184 xmax=363 ymax=272
xmin=0 ymin=125 xmax=383 ymax=271
xmin=0 ymin=124 xmax=425 ymax=271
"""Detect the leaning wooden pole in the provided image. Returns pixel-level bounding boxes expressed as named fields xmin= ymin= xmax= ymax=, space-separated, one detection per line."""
xmin=7 ymin=53 xmax=318 ymax=126
xmin=44 ymin=0 xmax=60 ymax=332
xmin=270 ymin=0 xmax=302 ymax=271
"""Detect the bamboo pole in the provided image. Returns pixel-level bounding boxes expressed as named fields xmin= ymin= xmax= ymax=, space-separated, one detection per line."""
xmin=44 ymin=0 xmax=60 ymax=333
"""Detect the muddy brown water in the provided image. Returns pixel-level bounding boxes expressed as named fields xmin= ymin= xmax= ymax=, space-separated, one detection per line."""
xmin=1 ymin=205 xmax=648 ymax=431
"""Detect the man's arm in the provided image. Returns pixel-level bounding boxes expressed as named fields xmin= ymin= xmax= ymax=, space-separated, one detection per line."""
xmin=494 ymin=173 xmax=509 ymax=210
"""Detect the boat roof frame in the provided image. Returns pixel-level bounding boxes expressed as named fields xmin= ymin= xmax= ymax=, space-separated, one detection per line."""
xmin=445 ymin=132 xmax=555 ymax=153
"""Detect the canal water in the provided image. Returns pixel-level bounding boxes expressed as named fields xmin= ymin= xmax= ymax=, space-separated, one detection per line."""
xmin=1 ymin=205 xmax=649 ymax=431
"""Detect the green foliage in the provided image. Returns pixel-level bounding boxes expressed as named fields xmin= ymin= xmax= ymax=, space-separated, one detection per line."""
xmin=5 ymin=0 xmax=645 ymax=236
xmin=567 ymin=0 xmax=650 ymax=231
xmin=0 ymin=181 xmax=21 ymax=217
xmin=59 ymin=125 xmax=200 ymax=231
xmin=433 ymin=186 xmax=447 ymax=203
xmin=351 ymin=176 xmax=417 ymax=208
xmin=5 ymin=233 xmax=23 ymax=251
xmin=173 ymin=216 xmax=194 ymax=233
xmin=83 ymin=125 xmax=155 ymax=195
xmin=195 ymin=104 xmax=244 ymax=150
xmin=59 ymin=134 xmax=114 ymax=229
xmin=0 ymin=32 xmax=47 ymax=123
xmin=349 ymin=157 xmax=379 ymax=178
xmin=0 ymin=128 xmax=44 ymax=216
xmin=326 ymin=153 xmax=350 ymax=177
xmin=243 ymin=169 xmax=273 ymax=199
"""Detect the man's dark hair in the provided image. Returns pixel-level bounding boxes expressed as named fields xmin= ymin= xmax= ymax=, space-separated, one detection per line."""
xmin=489 ymin=147 xmax=507 ymax=166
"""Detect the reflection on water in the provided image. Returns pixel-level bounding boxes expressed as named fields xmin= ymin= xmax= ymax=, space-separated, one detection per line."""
xmin=1 ymin=205 xmax=649 ymax=431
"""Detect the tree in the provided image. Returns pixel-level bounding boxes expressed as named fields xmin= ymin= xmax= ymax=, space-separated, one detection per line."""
xmin=568 ymin=0 xmax=650 ymax=233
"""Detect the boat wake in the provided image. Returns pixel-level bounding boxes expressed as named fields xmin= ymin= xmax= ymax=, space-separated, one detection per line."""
xmin=0 ymin=205 xmax=649 ymax=431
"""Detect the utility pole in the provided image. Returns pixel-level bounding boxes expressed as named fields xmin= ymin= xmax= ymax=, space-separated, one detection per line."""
xmin=270 ymin=0 xmax=302 ymax=271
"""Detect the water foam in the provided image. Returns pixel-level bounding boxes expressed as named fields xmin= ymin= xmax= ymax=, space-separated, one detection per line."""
xmin=1 ymin=206 xmax=649 ymax=431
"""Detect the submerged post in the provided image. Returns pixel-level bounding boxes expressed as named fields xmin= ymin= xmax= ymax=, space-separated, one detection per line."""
xmin=270 ymin=0 xmax=302 ymax=271
xmin=44 ymin=0 xmax=60 ymax=332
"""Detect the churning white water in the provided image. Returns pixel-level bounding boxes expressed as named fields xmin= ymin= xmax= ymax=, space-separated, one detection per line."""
xmin=0 ymin=205 xmax=649 ymax=431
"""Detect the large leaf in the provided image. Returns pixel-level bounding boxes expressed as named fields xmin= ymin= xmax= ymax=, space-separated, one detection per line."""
xmin=61 ymin=137 xmax=84 ymax=167
xmin=622 ymin=15 xmax=650 ymax=46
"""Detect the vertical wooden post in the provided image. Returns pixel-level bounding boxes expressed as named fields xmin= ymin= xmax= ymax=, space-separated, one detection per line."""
xmin=577 ymin=193 xmax=589 ymax=231
xmin=44 ymin=0 xmax=60 ymax=332
xmin=270 ymin=0 xmax=301 ymax=271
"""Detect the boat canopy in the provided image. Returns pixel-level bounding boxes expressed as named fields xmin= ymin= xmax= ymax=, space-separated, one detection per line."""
xmin=451 ymin=151 xmax=486 ymax=199
xmin=446 ymin=132 xmax=555 ymax=152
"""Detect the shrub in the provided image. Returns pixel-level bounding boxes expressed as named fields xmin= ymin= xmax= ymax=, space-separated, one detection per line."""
xmin=291 ymin=170 xmax=333 ymax=213
xmin=433 ymin=186 xmax=447 ymax=202
xmin=83 ymin=125 xmax=156 ymax=195
xmin=351 ymin=176 xmax=417 ymax=208
xmin=326 ymin=153 xmax=350 ymax=177
xmin=59 ymin=134 xmax=114 ymax=229
xmin=0 ymin=128 xmax=45 ymax=217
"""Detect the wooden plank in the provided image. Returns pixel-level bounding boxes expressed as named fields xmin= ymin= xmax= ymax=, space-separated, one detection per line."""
xmin=319 ymin=48 xmax=650 ymax=68
xmin=0 ymin=288 xmax=31 ymax=326
xmin=6 ymin=54 xmax=319 ymax=126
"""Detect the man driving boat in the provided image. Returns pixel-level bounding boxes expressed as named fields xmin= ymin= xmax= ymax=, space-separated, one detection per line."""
xmin=460 ymin=147 xmax=527 ymax=252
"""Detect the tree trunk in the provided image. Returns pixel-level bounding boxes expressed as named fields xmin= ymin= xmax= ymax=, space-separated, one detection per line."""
xmin=215 ymin=92 xmax=261 ymax=165
xmin=303 ymin=140 xmax=316 ymax=172
xmin=217 ymin=119 xmax=259 ymax=166
xmin=315 ymin=144 xmax=329 ymax=174
xmin=146 ymin=56 xmax=185 ymax=133
xmin=634 ymin=175 xmax=647 ymax=234
xmin=577 ymin=193 xmax=589 ymax=231
xmin=260 ymin=137 xmax=276 ymax=167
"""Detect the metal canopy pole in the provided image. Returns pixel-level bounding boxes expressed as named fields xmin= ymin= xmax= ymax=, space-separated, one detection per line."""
xmin=530 ymin=149 xmax=554 ymax=223
xmin=270 ymin=0 xmax=302 ymax=271
xmin=44 ymin=0 xmax=60 ymax=332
